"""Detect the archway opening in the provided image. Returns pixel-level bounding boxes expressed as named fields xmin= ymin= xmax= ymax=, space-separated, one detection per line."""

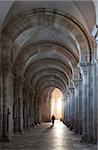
xmin=51 ymin=88 xmax=64 ymax=120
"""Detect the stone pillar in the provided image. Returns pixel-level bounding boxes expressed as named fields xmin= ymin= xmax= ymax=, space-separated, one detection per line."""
xmin=23 ymin=85 xmax=27 ymax=129
xmin=23 ymin=83 xmax=30 ymax=129
xmin=13 ymin=77 xmax=19 ymax=133
xmin=2 ymin=72 xmax=8 ymax=141
xmin=73 ymin=79 xmax=80 ymax=134
xmin=39 ymin=95 xmax=42 ymax=123
xmin=2 ymin=62 xmax=14 ymax=141
xmin=69 ymin=87 xmax=75 ymax=131
xmin=67 ymin=92 xmax=70 ymax=127
xmin=78 ymin=78 xmax=82 ymax=135
xmin=80 ymin=64 xmax=88 ymax=142
xmin=0 ymin=66 xmax=3 ymax=141
xmin=95 ymin=26 xmax=98 ymax=144
xmin=86 ymin=63 xmax=94 ymax=142
xmin=68 ymin=88 xmax=73 ymax=130
xmin=34 ymin=94 xmax=39 ymax=125
xmin=64 ymin=94 xmax=68 ymax=125
xmin=92 ymin=24 xmax=98 ymax=143
xmin=64 ymin=95 xmax=66 ymax=123
xmin=13 ymin=76 xmax=23 ymax=133
xmin=18 ymin=80 xmax=23 ymax=133
xmin=29 ymin=90 xmax=34 ymax=126
xmin=80 ymin=63 xmax=95 ymax=142
xmin=92 ymin=62 xmax=97 ymax=143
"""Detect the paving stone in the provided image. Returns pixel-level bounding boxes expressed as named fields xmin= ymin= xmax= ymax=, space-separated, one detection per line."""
xmin=1 ymin=121 xmax=97 ymax=150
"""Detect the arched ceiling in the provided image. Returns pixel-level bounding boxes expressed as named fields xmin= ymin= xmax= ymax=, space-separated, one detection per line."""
xmin=0 ymin=0 xmax=96 ymax=97
xmin=0 ymin=0 xmax=96 ymax=33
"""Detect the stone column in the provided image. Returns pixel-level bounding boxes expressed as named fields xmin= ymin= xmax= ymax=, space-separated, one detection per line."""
xmin=95 ymin=26 xmax=98 ymax=144
xmin=64 ymin=95 xmax=66 ymax=123
xmin=69 ymin=87 xmax=75 ymax=131
xmin=41 ymin=91 xmax=51 ymax=122
xmin=68 ymin=88 xmax=73 ymax=130
xmin=13 ymin=77 xmax=19 ymax=133
xmin=23 ymin=85 xmax=26 ymax=129
xmin=0 ymin=66 xmax=3 ymax=141
xmin=2 ymin=72 xmax=9 ymax=141
xmin=66 ymin=91 xmax=70 ymax=127
xmin=27 ymin=88 xmax=30 ymax=128
xmin=23 ymin=83 xmax=30 ymax=129
xmin=92 ymin=25 xmax=98 ymax=143
xmin=78 ymin=78 xmax=82 ymax=135
xmin=80 ymin=63 xmax=95 ymax=142
xmin=64 ymin=94 xmax=68 ymax=125
xmin=18 ymin=79 xmax=24 ymax=133
xmin=86 ymin=63 xmax=94 ymax=142
xmin=73 ymin=79 xmax=80 ymax=134
xmin=80 ymin=64 xmax=88 ymax=142
xmin=29 ymin=90 xmax=34 ymax=126
xmin=92 ymin=62 xmax=97 ymax=143
xmin=2 ymin=61 xmax=14 ymax=141
xmin=34 ymin=94 xmax=39 ymax=125
xmin=39 ymin=95 xmax=42 ymax=123
xmin=13 ymin=76 xmax=24 ymax=133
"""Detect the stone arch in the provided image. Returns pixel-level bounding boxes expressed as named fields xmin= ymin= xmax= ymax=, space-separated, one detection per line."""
xmin=34 ymin=75 xmax=66 ymax=93
xmin=35 ymin=81 xmax=65 ymax=96
xmin=14 ymin=42 xmax=77 ymax=79
xmin=23 ymin=59 xmax=72 ymax=87
xmin=30 ymin=69 xmax=68 ymax=91
xmin=1 ymin=8 xmax=93 ymax=66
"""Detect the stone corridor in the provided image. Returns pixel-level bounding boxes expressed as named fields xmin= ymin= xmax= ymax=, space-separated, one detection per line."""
xmin=1 ymin=121 xmax=97 ymax=150
xmin=0 ymin=0 xmax=98 ymax=147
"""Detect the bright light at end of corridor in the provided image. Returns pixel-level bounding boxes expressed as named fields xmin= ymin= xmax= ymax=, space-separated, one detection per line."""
xmin=51 ymin=88 xmax=64 ymax=120
xmin=56 ymin=97 xmax=62 ymax=113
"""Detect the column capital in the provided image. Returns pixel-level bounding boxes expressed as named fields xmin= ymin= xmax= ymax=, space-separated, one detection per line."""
xmin=79 ymin=62 xmax=94 ymax=67
xmin=2 ymin=59 xmax=13 ymax=76
xmin=92 ymin=25 xmax=98 ymax=42
xmin=94 ymin=59 xmax=98 ymax=64
xmin=72 ymin=79 xmax=82 ymax=88
xmin=14 ymin=75 xmax=23 ymax=84
xmin=23 ymin=81 xmax=30 ymax=88
xmin=69 ymin=87 xmax=74 ymax=94
xmin=79 ymin=62 xmax=88 ymax=76
xmin=79 ymin=62 xmax=96 ymax=75
xmin=65 ymin=90 xmax=70 ymax=97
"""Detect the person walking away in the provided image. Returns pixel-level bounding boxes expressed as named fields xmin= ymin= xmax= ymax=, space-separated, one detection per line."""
xmin=51 ymin=115 xmax=55 ymax=126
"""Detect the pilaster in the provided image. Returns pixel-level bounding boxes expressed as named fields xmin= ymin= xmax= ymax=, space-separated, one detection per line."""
xmin=80 ymin=62 xmax=96 ymax=143
xmin=69 ymin=87 xmax=75 ymax=131
xmin=72 ymin=78 xmax=82 ymax=134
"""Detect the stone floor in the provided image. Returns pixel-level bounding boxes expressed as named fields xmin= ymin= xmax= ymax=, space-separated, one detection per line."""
xmin=1 ymin=121 xmax=97 ymax=150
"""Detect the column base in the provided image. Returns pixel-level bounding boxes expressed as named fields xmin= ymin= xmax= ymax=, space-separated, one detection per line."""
xmin=69 ymin=125 xmax=73 ymax=131
xmin=0 ymin=135 xmax=10 ymax=142
xmin=18 ymin=129 xmax=24 ymax=134
xmin=78 ymin=127 xmax=82 ymax=135
xmin=92 ymin=137 xmax=97 ymax=144
xmin=73 ymin=126 xmax=78 ymax=134
xmin=13 ymin=129 xmax=18 ymax=134
xmin=74 ymin=129 xmax=78 ymax=134
xmin=80 ymin=135 xmax=97 ymax=144
xmin=80 ymin=134 xmax=87 ymax=143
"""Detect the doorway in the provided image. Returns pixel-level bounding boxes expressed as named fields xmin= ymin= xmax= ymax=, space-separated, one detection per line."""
xmin=51 ymin=88 xmax=64 ymax=120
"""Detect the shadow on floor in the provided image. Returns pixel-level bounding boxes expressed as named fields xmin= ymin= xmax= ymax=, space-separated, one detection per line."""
xmin=43 ymin=125 xmax=54 ymax=133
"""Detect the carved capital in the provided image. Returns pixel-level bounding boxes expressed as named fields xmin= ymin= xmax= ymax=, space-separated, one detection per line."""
xmin=23 ymin=81 xmax=29 ymax=88
xmin=72 ymin=79 xmax=81 ymax=88
xmin=79 ymin=62 xmax=88 ymax=76
xmin=2 ymin=63 xmax=10 ymax=76
xmin=69 ymin=87 xmax=74 ymax=94
xmin=79 ymin=62 xmax=95 ymax=76
xmin=92 ymin=25 xmax=98 ymax=42
xmin=94 ymin=59 xmax=98 ymax=64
